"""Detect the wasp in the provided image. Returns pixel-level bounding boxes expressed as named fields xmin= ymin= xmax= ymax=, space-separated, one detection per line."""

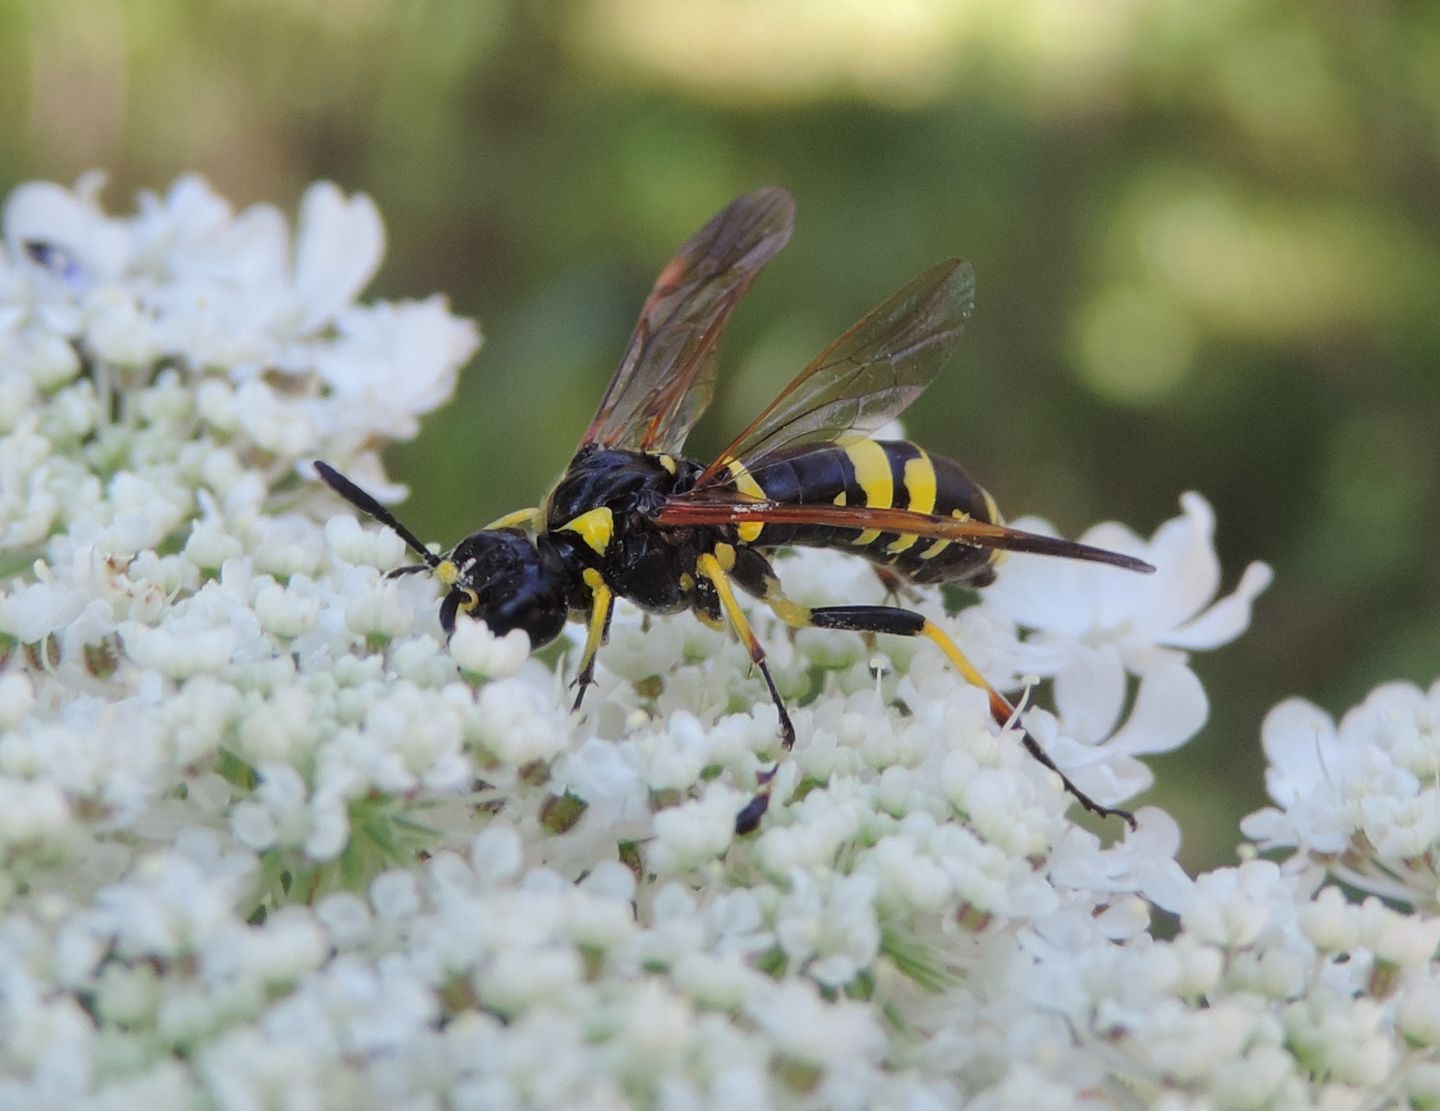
xmin=316 ymin=187 xmax=1154 ymax=833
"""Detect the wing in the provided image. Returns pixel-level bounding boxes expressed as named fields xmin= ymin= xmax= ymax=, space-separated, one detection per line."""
xmin=653 ymin=500 xmax=1156 ymax=573
xmin=693 ymin=258 xmax=974 ymax=486
xmin=581 ymin=187 xmax=795 ymax=454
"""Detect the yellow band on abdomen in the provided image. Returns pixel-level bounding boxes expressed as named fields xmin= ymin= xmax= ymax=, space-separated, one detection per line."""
xmin=887 ymin=449 xmax=937 ymax=554
xmin=726 ymin=459 xmax=767 ymax=543
xmin=845 ymin=440 xmax=893 ymax=545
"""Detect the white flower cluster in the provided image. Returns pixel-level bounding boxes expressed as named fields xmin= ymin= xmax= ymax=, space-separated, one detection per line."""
xmin=2 ymin=175 xmax=1438 ymax=1108
xmin=1245 ymin=678 xmax=1440 ymax=909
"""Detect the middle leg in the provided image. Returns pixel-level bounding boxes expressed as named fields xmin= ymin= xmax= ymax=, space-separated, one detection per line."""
xmin=695 ymin=550 xmax=799 ymax=836
xmin=695 ymin=551 xmax=795 ymax=749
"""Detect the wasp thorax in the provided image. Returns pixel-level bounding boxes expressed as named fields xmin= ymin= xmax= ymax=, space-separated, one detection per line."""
xmin=439 ymin=529 xmax=570 ymax=646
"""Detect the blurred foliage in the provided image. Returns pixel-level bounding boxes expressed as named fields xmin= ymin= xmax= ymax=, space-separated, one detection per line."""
xmin=3 ymin=0 xmax=1438 ymax=873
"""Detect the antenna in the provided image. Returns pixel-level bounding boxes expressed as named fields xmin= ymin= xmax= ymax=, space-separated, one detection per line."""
xmin=314 ymin=461 xmax=441 ymax=570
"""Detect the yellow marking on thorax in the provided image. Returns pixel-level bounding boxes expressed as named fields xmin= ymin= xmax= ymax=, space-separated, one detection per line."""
xmin=887 ymin=450 xmax=937 ymax=554
xmin=560 ymin=506 xmax=615 ymax=555
xmin=845 ymin=439 xmax=893 ymax=546
xmin=483 ymin=506 xmax=544 ymax=531
xmin=726 ymin=459 xmax=767 ymax=543
xmin=832 ymin=491 xmax=847 ymax=506
xmin=655 ymin=453 xmax=678 ymax=475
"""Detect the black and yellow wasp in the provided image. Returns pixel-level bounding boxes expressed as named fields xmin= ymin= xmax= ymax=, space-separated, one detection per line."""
xmin=316 ymin=187 xmax=1153 ymax=833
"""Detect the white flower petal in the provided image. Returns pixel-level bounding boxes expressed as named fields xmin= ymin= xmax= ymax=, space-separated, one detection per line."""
xmin=1257 ymin=698 xmax=1337 ymax=808
xmin=291 ymin=182 xmax=384 ymax=334
xmin=1162 ymin=559 xmax=1273 ymax=650
xmin=1136 ymin=491 xmax=1224 ymax=634
xmin=4 ymin=178 xmax=130 ymax=280
xmin=1105 ymin=661 xmax=1209 ymax=757
xmin=1053 ymin=643 xmax=1126 ymax=744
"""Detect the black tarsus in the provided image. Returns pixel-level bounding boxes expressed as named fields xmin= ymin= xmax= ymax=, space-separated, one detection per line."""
xmin=1010 ymin=726 xmax=1137 ymax=829
xmin=735 ymin=794 xmax=769 ymax=836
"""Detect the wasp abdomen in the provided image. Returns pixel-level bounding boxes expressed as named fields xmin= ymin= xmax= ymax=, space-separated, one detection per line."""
xmin=735 ymin=440 xmax=1002 ymax=586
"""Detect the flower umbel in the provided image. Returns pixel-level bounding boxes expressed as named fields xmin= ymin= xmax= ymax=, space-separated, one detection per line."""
xmin=1244 ymin=678 xmax=1440 ymax=908
xmin=977 ymin=490 xmax=1273 ymax=802
xmin=2 ymin=175 xmax=1434 ymax=1108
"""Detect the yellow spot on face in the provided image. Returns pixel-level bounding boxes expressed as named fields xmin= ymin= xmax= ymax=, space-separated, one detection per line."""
xmin=846 ymin=439 xmax=893 ymax=545
xmin=561 ymin=506 xmax=615 ymax=555
xmin=726 ymin=459 xmax=766 ymax=543
xmin=437 ymin=559 xmax=460 ymax=587
xmin=655 ymin=453 xmax=678 ymax=475
xmin=887 ymin=450 xmax=937 ymax=554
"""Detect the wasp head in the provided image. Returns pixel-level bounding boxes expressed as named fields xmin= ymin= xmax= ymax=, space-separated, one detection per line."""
xmin=314 ymin=461 xmax=571 ymax=649
xmin=435 ymin=529 xmax=569 ymax=645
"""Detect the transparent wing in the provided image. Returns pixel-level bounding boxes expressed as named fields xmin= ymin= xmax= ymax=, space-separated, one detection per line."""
xmin=693 ymin=259 xmax=974 ymax=485
xmin=582 ymin=187 xmax=795 ymax=454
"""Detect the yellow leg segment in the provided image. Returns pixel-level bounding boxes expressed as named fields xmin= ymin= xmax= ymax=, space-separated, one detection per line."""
xmin=921 ymin=620 xmax=993 ymax=694
xmin=698 ymin=554 xmax=760 ymax=660
xmin=572 ymin=568 xmax=614 ymax=712
xmin=697 ymin=552 xmax=796 ymax=752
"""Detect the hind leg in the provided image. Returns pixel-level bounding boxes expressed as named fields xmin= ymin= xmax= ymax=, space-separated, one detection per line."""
xmin=752 ymin=576 xmax=1135 ymax=830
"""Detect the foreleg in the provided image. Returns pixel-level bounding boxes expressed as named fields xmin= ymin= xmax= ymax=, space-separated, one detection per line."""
xmin=571 ymin=568 xmax=614 ymax=712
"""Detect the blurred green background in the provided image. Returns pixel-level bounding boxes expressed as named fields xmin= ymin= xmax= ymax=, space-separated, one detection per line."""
xmin=4 ymin=0 xmax=1437 ymax=872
